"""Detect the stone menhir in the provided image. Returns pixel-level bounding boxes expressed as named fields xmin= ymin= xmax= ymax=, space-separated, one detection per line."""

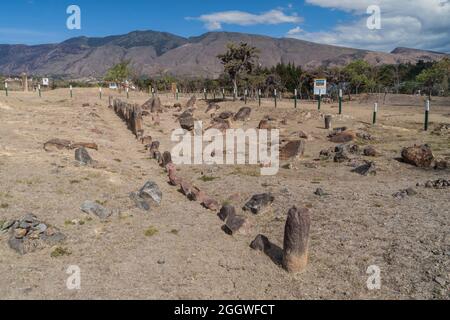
xmin=250 ymin=234 xmax=272 ymax=252
xmin=234 ymin=107 xmax=252 ymax=121
xmin=329 ymin=130 xmax=356 ymax=143
xmin=282 ymin=206 xmax=311 ymax=274
xmin=401 ymin=144 xmax=435 ymax=168
xmin=151 ymin=97 xmax=162 ymax=113
xmin=243 ymin=193 xmax=275 ymax=214
xmin=279 ymin=140 xmax=306 ymax=161
xmin=75 ymin=147 xmax=93 ymax=165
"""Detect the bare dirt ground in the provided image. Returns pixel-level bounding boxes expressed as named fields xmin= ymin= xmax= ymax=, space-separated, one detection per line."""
xmin=0 ymin=88 xmax=449 ymax=300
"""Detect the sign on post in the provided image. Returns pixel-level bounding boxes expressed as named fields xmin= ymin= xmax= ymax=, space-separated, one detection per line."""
xmin=314 ymin=79 xmax=327 ymax=96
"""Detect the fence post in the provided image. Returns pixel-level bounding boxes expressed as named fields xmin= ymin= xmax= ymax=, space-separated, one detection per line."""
xmin=424 ymin=99 xmax=430 ymax=131
xmin=258 ymin=89 xmax=261 ymax=107
xmin=38 ymin=84 xmax=41 ymax=98
xmin=318 ymin=94 xmax=321 ymax=110
xmin=373 ymin=103 xmax=378 ymax=125
xmin=274 ymin=89 xmax=277 ymax=108
xmin=5 ymin=82 xmax=8 ymax=97
xmin=70 ymin=85 xmax=73 ymax=98
xmin=294 ymin=89 xmax=298 ymax=109
xmin=339 ymin=89 xmax=343 ymax=115
xmin=99 ymin=87 xmax=102 ymax=100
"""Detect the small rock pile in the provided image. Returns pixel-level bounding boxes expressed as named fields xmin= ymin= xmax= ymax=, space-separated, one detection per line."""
xmin=2 ymin=214 xmax=66 ymax=255
xmin=422 ymin=179 xmax=450 ymax=189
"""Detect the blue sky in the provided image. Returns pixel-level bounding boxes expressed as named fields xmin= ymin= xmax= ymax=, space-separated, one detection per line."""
xmin=0 ymin=0 xmax=449 ymax=52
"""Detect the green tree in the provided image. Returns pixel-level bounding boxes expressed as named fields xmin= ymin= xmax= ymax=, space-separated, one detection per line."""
xmin=343 ymin=60 xmax=372 ymax=95
xmin=104 ymin=60 xmax=132 ymax=84
xmin=217 ymin=42 xmax=259 ymax=99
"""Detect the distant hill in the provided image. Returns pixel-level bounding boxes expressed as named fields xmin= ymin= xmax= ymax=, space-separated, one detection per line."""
xmin=0 ymin=30 xmax=447 ymax=79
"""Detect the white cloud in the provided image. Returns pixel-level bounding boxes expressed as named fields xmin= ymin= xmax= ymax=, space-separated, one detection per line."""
xmin=188 ymin=9 xmax=303 ymax=31
xmin=287 ymin=0 xmax=450 ymax=52
xmin=287 ymin=26 xmax=303 ymax=35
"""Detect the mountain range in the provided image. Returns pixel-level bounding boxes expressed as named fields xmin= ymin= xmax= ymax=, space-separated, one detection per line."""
xmin=0 ymin=30 xmax=448 ymax=79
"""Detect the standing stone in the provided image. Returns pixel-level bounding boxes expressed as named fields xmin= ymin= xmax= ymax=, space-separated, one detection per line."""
xmin=283 ymin=207 xmax=311 ymax=273
xmin=324 ymin=115 xmax=332 ymax=129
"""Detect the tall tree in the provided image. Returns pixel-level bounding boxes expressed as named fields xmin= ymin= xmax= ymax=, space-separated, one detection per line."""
xmin=217 ymin=42 xmax=259 ymax=99
xmin=104 ymin=60 xmax=132 ymax=84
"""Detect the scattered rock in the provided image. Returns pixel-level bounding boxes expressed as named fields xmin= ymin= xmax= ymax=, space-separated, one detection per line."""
xmin=433 ymin=159 xmax=448 ymax=170
xmin=179 ymin=112 xmax=195 ymax=131
xmin=139 ymin=181 xmax=162 ymax=206
xmin=393 ymin=188 xmax=417 ymax=199
xmin=280 ymin=140 xmax=306 ymax=161
xmin=243 ymin=193 xmax=275 ymax=214
xmin=357 ymin=132 xmax=375 ymax=141
xmin=352 ymin=161 xmax=377 ymax=176
xmin=160 ymin=151 xmax=172 ymax=168
xmin=218 ymin=205 xmax=236 ymax=221
xmin=224 ymin=215 xmax=253 ymax=235
xmin=186 ymin=96 xmax=197 ymax=109
xmin=43 ymin=138 xmax=72 ymax=151
xmin=258 ymin=120 xmax=274 ymax=130
xmin=314 ymin=188 xmax=327 ymax=197
xmin=75 ymin=147 xmax=93 ymax=165
xmin=4 ymin=214 xmax=65 ymax=255
xmin=424 ymin=179 xmax=450 ymax=189
xmin=206 ymin=103 xmax=220 ymax=113
xmin=329 ymin=130 xmax=356 ymax=143
xmin=401 ymin=144 xmax=434 ymax=168
xmin=250 ymin=234 xmax=271 ymax=252
xmin=130 ymin=192 xmax=150 ymax=211
xmin=434 ymin=277 xmax=447 ymax=287
xmin=202 ymin=197 xmax=220 ymax=211
xmin=217 ymin=111 xmax=234 ymax=120
xmin=234 ymin=107 xmax=252 ymax=121
xmin=81 ymin=201 xmax=113 ymax=219
xmin=363 ymin=146 xmax=379 ymax=157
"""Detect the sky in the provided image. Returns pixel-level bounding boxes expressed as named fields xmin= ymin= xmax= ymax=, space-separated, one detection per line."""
xmin=0 ymin=0 xmax=449 ymax=53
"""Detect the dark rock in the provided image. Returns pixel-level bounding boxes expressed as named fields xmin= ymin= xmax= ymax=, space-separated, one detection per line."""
xmin=234 ymin=107 xmax=252 ymax=121
xmin=206 ymin=103 xmax=220 ymax=113
xmin=401 ymin=144 xmax=434 ymax=168
xmin=186 ymin=96 xmax=197 ymax=109
xmin=352 ymin=161 xmax=377 ymax=176
xmin=218 ymin=205 xmax=236 ymax=221
xmin=224 ymin=215 xmax=252 ymax=235
xmin=179 ymin=114 xmax=195 ymax=131
xmin=280 ymin=140 xmax=306 ymax=161
xmin=81 ymin=201 xmax=112 ymax=219
xmin=8 ymin=237 xmax=25 ymax=255
xmin=130 ymin=192 xmax=150 ymax=211
xmin=217 ymin=111 xmax=234 ymax=120
xmin=283 ymin=206 xmax=311 ymax=273
xmin=363 ymin=146 xmax=379 ymax=157
xmin=75 ymin=147 xmax=93 ymax=165
xmin=243 ymin=193 xmax=275 ymax=214
xmin=250 ymin=234 xmax=271 ymax=252
xmin=139 ymin=181 xmax=162 ymax=206
xmin=314 ymin=188 xmax=326 ymax=197
xmin=160 ymin=151 xmax=173 ymax=168
xmin=329 ymin=130 xmax=356 ymax=143
xmin=424 ymin=179 xmax=450 ymax=189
